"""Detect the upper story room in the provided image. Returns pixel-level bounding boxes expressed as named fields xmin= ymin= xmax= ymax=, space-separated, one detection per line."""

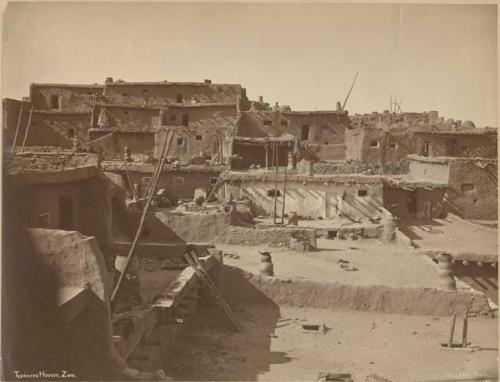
xmin=23 ymin=78 xmax=250 ymax=113
xmin=414 ymin=128 xmax=497 ymax=159
xmin=236 ymin=107 xmax=350 ymax=146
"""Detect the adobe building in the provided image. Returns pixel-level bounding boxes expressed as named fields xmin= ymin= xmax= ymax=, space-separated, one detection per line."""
xmin=3 ymin=78 xmax=249 ymax=163
xmin=384 ymin=128 xmax=498 ymax=221
xmin=345 ymin=125 xmax=414 ymax=174
xmin=230 ymin=102 xmax=351 ymax=168
xmin=101 ymin=161 xmax=224 ymax=202
xmin=413 ymin=127 xmax=497 ymax=158
xmin=221 ymin=171 xmax=385 ymax=221
xmin=4 ymin=151 xmax=118 ymax=257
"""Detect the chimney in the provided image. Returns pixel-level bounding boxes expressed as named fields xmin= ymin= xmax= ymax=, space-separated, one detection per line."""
xmin=105 ymin=77 xmax=113 ymax=84
xmin=336 ymin=101 xmax=342 ymax=112
xmin=204 ymin=79 xmax=212 ymax=84
xmin=259 ymin=96 xmax=264 ymax=103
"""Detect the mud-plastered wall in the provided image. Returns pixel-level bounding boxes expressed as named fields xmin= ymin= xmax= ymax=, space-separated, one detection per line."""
xmin=445 ymin=159 xmax=497 ymax=220
xmin=225 ymin=178 xmax=384 ymax=220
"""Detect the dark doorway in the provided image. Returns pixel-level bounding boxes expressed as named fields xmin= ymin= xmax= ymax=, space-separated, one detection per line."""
xmin=49 ymin=95 xmax=60 ymax=110
xmin=59 ymin=194 xmax=74 ymax=230
xmin=446 ymin=139 xmax=457 ymax=156
xmin=422 ymin=141 xmax=430 ymax=157
xmin=301 ymin=125 xmax=310 ymax=141
xmin=176 ymin=94 xmax=183 ymax=103
xmin=182 ymin=114 xmax=189 ymax=126
xmin=407 ymin=192 xmax=417 ymax=216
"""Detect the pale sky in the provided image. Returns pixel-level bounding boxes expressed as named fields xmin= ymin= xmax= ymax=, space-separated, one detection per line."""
xmin=2 ymin=2 xmax=497 ymax=126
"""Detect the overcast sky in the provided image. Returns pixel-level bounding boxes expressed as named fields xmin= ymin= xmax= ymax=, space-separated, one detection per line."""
xmin=2 ymin=2 xmax=497 ymax=126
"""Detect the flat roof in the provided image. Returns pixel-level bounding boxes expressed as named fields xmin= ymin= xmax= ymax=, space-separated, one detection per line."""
xmin=413 ymin=127 xmax=497 ymax=136
xmin=223 ymin=170 xmax=383 ymax=184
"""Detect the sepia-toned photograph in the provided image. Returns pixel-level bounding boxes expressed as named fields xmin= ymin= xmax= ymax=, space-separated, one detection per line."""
xmin=1 ymin=2 xmax=498 ymax=381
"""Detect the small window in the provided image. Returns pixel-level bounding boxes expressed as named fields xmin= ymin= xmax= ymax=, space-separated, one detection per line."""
xmin=461 ymin=183 xmax=475 ymax=192
xmin=217 ymin=86 xmax=223 ymax=92
xmin=389 ymin=142 xmax=397 ymax=149
xmin=267 ymin=189 xmax=281 ymax=197
xmin=38 ymin=213 xmax=51 ymax=228
xmin=121 ymin=93 xmax=129 ymax=97
xmin=280 ymin=120 xmax=288 ymax=127
xmin=370 ymin=141 xmax=379 ymax=148
xmin=358 ymin=189 xmax=368 ymax=197
xmin=176 ymin=94 xmax=183 ymax=103
xmin=209 ymin=177 xmax=219 ymax=185
xmin=123 ymin=111 xmax=129 ymax=115
xmin=263 ymin=120 xmax=272 ymax=126
xmin=195 ymin=135 xmax=202 ymax=141
xmin=172 ymin=176 xmax=185 ymax=185
xmin=170 ymin=115 xmax=176 ymax=122
xmin=49 ymin=95 xmax=60 ymax=109
xmin=327 ymin=230 xmax=337 ymax=239
xmin=301 ymin=125 xmax=310 ymax=140
xmin=142 ymin=89 xmax=148 ymax=94
xmin=182 ymin=114 xmax=189 ymax=126
xmin=68 ymin=129 xmax=75 ymax=138
xmin=177 ymin=138 xmax=184 ymax=145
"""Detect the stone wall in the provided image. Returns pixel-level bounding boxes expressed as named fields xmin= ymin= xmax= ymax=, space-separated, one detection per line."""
xmin=446 ymin=158 xmax=497 ymax=220
xmin=415 ymin=133 xmax=497 ymax=158
xmin=103 ymin=82 xmax=245 ymax=107
xmin=30 ymin=84 xmax=103 ymax=112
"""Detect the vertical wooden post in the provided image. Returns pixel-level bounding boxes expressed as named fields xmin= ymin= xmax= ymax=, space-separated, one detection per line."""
xmin=281 ymin=162 xmax=287 ymax=224
xmin=462 ymin=310 xmax=469 ymax=348
xmin=11 ymin=104 xmax=24 ymax=152
xmin=273 ymin=139 xmax=279 ymax=224
xmin=448 ymin=312 xmax=457 ymax=348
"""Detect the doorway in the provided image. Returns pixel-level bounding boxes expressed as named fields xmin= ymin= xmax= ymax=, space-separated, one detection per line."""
xmin=58 ymin=194 xmax=74 ymax=230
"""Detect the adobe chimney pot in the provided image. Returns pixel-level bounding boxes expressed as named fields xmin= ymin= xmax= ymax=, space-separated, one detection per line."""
xmin=105 ymin=77 xmax=113 ymax=84
xmin=336 ymin=102 xmax=342 ymax=112
xmin=204 ymin=79 xmax=212 ymax=84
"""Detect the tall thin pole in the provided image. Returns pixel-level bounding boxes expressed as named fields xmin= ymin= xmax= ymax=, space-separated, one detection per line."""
xmin=273 ymin=139 xmax=279 ymax=224
xmin=11 ymin=104 xmax=24 ymax=152
xmin=341 ymin=70 xmax=359 ymax=111
xmin=20 ymin=106 xmax=34 ymax=152
xmin=281 ymin=159 xmax=287 ymax=224
xmin=111 ymin=128 xmax=175 ymax=309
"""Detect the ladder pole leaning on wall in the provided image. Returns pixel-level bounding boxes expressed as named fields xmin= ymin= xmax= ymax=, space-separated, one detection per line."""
xmin=145 ymin=129 xmax=171 ymax=199
xmin=20 ymin=106 xmax=34 ymax=153
xmin=110 ymin=128 xmax=175 ymax=310
xmin=11 ymin=104 xmax=24 ymax=152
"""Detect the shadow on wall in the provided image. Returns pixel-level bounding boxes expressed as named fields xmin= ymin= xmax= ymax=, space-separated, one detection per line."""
xmin=453 ymin=263 xmax=498 ymax=302
xmin=2 ymin=181 xmax=126 ymax=381
xmin=2 ymin=200 xmax=68 ymax=380
xmin=162 ymin=265 xmax=286 ymax=381
xmin=116 ymin=209 xmax=186 ymax=244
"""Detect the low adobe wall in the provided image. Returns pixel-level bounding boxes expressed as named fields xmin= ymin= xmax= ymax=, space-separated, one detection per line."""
xmin=153 ymin=210 xmax=317 ymax=246
xmin=219 ymin=266 xmax=492 ymax=317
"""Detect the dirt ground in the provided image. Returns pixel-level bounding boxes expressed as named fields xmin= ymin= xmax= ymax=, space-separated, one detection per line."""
xmin=217 ymin=238 xmax=452 ymax=290
xmin=400 ymin=214 xmax=498 ymax=256
xmin=162 ymin=300 xmax=498 ymax=382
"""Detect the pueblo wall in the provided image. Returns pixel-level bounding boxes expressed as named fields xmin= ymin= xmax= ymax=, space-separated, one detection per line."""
xmin=223 ymin=174 xmax=384 ymax=220
xmin=30 ymin=84 xmax=103 ymax=112
xmin=445 ymin=159 xmax=497 ymax=220
xmin=103 ymin=82 xmax=244 ymax=106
